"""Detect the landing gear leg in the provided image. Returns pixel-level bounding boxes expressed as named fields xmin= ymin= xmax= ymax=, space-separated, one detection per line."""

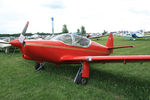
xmin=34 ymin=62 xmax=45 ymax=71
xmin=74 ymin=67 xmax=82 ymax=84
xmin=74 ymin=62 xmax=89 ymax=85
xmin=5 ymin=48 xmax=9 ymax=54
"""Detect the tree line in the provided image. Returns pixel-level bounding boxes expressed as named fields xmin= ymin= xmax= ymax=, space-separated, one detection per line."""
xmin=0 ymin=33 xmax=49 ymax=37
xmin=62 ymin=24 xmax=86 ymax=35
xmin=0 ymin=24 xmax=107 ymax=37
xmin=0 ymin=24 xmax=86 ymax=37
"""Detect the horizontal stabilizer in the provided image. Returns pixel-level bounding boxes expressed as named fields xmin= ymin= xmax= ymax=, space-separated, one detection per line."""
xmin=108 ymin=46 xmax=134 ymax=49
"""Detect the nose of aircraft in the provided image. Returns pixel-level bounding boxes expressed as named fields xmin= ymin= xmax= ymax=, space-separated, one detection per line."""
xmin=10 ymin=40 xmax=22 ymax=48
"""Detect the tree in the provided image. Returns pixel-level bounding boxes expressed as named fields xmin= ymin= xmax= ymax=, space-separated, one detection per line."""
xmin=77 ymin=29 xmax=80 ymax=33
xmin=62 ymin=24 xmax=69 ymax=33
xmin=102 ymin=30 xmax=107 ymax=35
xmin=81 ymin=26 xmax=86 ymax=36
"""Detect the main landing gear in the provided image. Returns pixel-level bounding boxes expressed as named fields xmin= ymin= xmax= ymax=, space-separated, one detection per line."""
xmin=74 ymin=62 xmax=89 ymax=85
xmin=34 ymin=62 xmax=45 ymax=71
xmin=74 ymin=67 xmax=88 ymax=85
xmin=34 ymin=61 xmax=90 ymax=85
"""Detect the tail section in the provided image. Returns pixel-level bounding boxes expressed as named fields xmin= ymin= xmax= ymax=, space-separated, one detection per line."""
xmin=105 ymin=33 xmax=134 ymax=54
xmin=106 ymin=33 xmax=114 ymax=53
xmin=106 ymin=33 xmax=113 ymax=48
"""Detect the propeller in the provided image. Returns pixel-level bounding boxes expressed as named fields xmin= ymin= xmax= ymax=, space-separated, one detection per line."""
xmin=0 ymin=21 xmax=29 ymax=45
xmin=0 ymin=21 xmax=29 ymax=54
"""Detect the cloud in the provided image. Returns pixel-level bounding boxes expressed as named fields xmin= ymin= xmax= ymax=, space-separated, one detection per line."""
xmin=129 ymin=9 xmax=150 ymax=16
xmin=42 ymin=4 xmax=65 ymax=9
xmin=0 ymin=0 xmax=150 ymax=33
xmin=42 ymin=0 xmax=66 ymax=9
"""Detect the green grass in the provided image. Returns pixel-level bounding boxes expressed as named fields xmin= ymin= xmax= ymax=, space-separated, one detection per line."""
xmin=0 ymin=36 xmax=150 ymax=100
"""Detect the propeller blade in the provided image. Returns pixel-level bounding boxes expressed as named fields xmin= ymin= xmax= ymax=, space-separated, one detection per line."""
xmin=22 ymin=21 xmax=29 ymax=35
xmin=18 ymin=21 xmax=29 ymax=43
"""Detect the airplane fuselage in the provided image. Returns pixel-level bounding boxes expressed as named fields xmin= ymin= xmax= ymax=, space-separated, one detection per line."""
xmin=21 ymin=40 xmax=110 ymax=64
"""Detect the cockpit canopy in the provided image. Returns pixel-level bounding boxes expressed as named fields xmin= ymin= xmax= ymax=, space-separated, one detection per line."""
xmin=51 ymin=34 xmax=91 ymax=47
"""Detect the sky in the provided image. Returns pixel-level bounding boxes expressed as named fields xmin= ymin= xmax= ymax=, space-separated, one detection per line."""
xmin=0 ymin=0 xmax=150 ymax=34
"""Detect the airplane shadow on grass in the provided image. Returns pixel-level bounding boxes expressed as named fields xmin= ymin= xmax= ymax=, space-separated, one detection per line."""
xmin=42 ymin=63 xmax=150 ymax=100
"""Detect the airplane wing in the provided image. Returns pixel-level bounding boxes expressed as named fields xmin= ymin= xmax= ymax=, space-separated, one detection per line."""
xmin=0 ymin=40 xmax=11 ymax=48
xmin=0 ymin=44 xmax=11 ymax=48
xmin=60 ymin=55 xmax=150 ymax=64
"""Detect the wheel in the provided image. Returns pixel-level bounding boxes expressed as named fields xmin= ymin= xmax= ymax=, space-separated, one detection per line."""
xmin=35 ymin=63 xmax=40 ymax=70
xmin=75 ymin=73 xmax=88 ymax=85
xmin=35 ymin=63 xmax=45 ymax=71
xmin=81 ymin=78 xmax=88 ymax=85
xmin=74 ymin=67 xmax=89 ymax=85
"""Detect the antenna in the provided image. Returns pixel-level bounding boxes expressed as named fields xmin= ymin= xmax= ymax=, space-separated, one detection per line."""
xmin=51 ymin=17 xmax=54 ymax=36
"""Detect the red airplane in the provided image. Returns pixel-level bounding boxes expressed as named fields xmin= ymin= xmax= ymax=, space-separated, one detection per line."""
xmin=1 ymin=21 xmax=150 ymax=85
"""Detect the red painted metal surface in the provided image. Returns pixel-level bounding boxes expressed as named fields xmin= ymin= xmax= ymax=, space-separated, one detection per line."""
xmin=82 ymin=62 xmax=89 ymax=78
xmin=10 ymin=40 xmax=22 ymax=48
xmin=20 ymin=40 xmax=110 ymax=63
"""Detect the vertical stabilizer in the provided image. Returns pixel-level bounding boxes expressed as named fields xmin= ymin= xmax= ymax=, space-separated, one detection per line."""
xmin=106 ymin=33 xmax=113 ymax=53
xmin=106 ymin=33 xmax=113 ymax=48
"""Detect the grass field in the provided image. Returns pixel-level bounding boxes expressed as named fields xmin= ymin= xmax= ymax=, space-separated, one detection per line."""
xmin=0 ymin=36 xmax=150 ymax=100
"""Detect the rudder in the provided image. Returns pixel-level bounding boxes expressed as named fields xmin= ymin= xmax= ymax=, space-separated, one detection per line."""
xmin=106 ymin=33 xmax=113 ymax=48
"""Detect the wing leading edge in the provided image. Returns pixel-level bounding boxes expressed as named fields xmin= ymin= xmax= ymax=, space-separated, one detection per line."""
xmin=60 ymin=55 xmax=150 ymax=64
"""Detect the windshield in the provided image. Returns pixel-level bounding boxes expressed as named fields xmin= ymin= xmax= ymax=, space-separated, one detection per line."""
xmin=72 ymin=34 xmax=90 ymax=47
xmin=51 ymin=34 xmax=91 ymax=47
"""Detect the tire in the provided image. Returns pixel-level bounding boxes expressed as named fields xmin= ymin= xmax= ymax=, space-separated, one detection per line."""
xmin=81 ymin=78 xmax=88 ymax=85
xmin=35 ymin=63 xmax=40 ymax=70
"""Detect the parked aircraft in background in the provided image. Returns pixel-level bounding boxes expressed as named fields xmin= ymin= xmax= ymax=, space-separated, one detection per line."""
xmin=131 ymin=30 xmax=150 ymax=40
xmin=121 ymin=30 xmax=150 ymax=40
xmin=27 ymin=34 xmax=43 ymax=40
xmin=1 ymin=21 xmax=150 ymax=85
xmin=87 ymin=33 xmax=101 ymax=40
xmin=0 ymin=40 xmax=11 ymax=54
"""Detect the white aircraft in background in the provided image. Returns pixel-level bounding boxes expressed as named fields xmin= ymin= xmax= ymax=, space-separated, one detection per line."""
xmin=0 ymin=40 xmax=11 ymax=54
xmin=131 ymin=30 xmax=150 ymax=40
xmin=27 ymin=34 xmax=43 ymax=40
xmin=87 ymin=33 xmax=101 ymax=40
xmin=122 ymin=30 xmax=150 ymax=40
